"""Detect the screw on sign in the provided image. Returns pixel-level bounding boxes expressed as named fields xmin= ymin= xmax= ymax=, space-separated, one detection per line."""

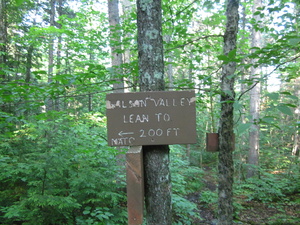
xmin=106 ymin=90 xmax=197 ymax=146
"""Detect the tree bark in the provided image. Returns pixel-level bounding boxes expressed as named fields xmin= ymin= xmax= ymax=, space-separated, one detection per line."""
xmin=292 ymin=79 xmax=300 ymax=156
xmin=0 ymin=0 xmax=10 ymax=113
xmin=121 ymin=0 xmax=136 ymax=91
xmin=247 ymin=0 xmax=262 ymax=178
xmin=292 ymin=120 xmax=299 ymax=156
xmin=137 ymin=0 xmax=172 ymax=224
xmin=165 ymin=34 xmax=174 ymax=89
xmin=137 ymin=0 xmax=165 ymax=92
xmin=218 ymin=0 xmax=239 ymax=225
xmin=108 ymin=0 xmax=126 ymax=177
xmin=54 ymin=0 xmax=63 ymax=111
xmin=108 ymin=0 xmax=124 ymax=93
xmin=0 ymin=0 xmax=7 ymax=80
xmin=25 ymin=45 xmax=34 ymax=83
xmin=46 ymin=0 xmax=56 ymax=112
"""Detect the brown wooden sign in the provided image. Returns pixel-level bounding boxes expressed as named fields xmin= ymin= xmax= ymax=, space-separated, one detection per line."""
xmin=106 ymin=91 xmax=197 ymax=146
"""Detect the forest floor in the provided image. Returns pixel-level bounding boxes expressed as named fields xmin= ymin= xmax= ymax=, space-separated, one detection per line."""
xmin=236 ymin=198 xmax=300 ymax=225
xmin=188 ymin=166 xmax=300 ymax=225
xmin=194 ymin=198 xmax=300 ymax=225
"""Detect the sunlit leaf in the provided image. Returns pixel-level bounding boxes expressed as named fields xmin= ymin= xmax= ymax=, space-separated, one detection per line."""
xmin=15 ymin=0 xmax=24 ymax=6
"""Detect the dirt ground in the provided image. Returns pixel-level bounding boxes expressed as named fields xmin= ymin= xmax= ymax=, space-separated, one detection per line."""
xmin=236 ymin=199 xmax=300 ymax=225
xmin=190 ymin=193 xmax=300 ymax=225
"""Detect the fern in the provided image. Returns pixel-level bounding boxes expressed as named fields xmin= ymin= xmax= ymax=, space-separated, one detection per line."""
xmin=172 ymin=194 xmax=202 ymax=225
xmin=0 ymin=113 xmax=127 ymax=224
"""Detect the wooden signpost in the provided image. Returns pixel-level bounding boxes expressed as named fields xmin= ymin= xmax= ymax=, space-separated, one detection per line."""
xmin=106 ymin=90 xmax=197 ymax=224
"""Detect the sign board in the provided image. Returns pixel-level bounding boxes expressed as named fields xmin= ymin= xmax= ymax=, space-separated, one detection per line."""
xmin=106 ymin=91 xmax=197 ymax=146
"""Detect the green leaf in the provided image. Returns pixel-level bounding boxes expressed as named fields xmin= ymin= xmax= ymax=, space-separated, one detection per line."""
xmin=228 ymin=49 xmax=236 ymax=58
xmin=266 ymin=92 xmax=279 ymax=101
xmin=285 ymin=103 xmax=297 ymax=108
xmin=15 ymin=0 xmax=24 ymax=6
xmin=280 ymin=91 xmax=292 ymax=95
xmin=276 ymin=91 xmax=299 ymax=100
xmin=285 ymin=95 xmax=298 ymax=101
xmin=288 ymin=38 xmax=300 ymax=46
xmin=277 ymin=105 xmax=293 ymax=116
xmin=237 ymin=123 xmax=252 ymax=134
xmin=260 ymin=116 xmax=274 ymax=123
xmin=217 ymin=54 xmax=228 ymax=61
xmin=253 ymin=11 xmax=261 ymax=16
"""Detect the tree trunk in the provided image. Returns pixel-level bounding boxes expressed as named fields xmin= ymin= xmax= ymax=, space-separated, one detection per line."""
xmin=137 ymin=0 xmax=172 ymax=224
xmin=54 ymin=0 xmax=63 ymax=111
xmin=165 ymin=34 xmax=174 ymax=89
xmin=137 ymin=0 xmax=165 ymax=92
xmin=108 ymin=0 xmax=126 ymax=182
xmin=0 ymin=0 xmax=9 ymax=113
xmin=218 ymin=0 xmax=239 ymax=225
xmin=292 ymin=124 xmax=299 ymax=156
xmin=121 ymin=0 xmax=136 ymax=91
xmin=25 ymin=45 xmax=34 ymax=83
xmin=292 ymin=79 xmax=300 ymax=156
xmin=46 ymin=0 xmax=56 ymax=112
xmin=237 ymin=0 xmax=249 ymax=181
xmin=88 ymin=53 xmax=94 ymax=112
xmin=0 ymin=0 xmax=7 ymax=80
xmin=108 ymin=0 xmax=124 ymax=93
xmin=247 ymin=0 xmax=262 ymax=178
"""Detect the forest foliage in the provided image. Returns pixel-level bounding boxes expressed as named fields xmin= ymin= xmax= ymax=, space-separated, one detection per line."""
xmin=0 ymin=0 xmax=300 ymax=224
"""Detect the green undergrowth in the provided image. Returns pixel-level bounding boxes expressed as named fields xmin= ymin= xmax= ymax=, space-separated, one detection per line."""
xmin=1 ymin=113 xmax=299 ymax=224
xmin=170 ymin=145 xmax=204 ymax=224
xmin=0 ymin=112 xmax=128 ymax=225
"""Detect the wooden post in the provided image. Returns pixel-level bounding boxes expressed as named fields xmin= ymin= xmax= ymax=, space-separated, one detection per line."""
xmin=126 ymin=146 xmax=144 ymax=225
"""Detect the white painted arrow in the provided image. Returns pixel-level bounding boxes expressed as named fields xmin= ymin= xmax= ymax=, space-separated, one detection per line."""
xmin=118 ymin=131 xmax=134 ymax=137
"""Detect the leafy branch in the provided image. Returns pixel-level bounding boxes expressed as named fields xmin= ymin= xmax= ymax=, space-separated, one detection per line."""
xmin=165 ymin=34 xmax=224 ymax=53
xmin=163 ymin=0 xmax=199 ymax=24
xmin=237 ymin=53 xmax=300 ymax=101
